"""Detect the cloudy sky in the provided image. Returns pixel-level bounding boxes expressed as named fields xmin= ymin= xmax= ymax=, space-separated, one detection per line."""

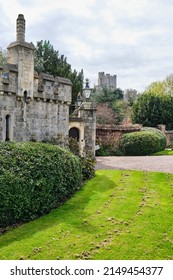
xmin=0 ymin=0 xmax=173 ymax=92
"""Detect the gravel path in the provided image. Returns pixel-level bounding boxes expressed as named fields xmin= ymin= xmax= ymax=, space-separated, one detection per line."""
xmin=96 ymin=156 xmax=173 ymax=174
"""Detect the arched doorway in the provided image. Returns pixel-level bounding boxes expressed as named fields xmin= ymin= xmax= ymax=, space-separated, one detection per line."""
xmin=69 ymin=127 xmax=79 ymax=141
xmin=69 ymin=127 xmax=80 ymax=155
xmin=5 ymin=114 xmax=11 ymax=141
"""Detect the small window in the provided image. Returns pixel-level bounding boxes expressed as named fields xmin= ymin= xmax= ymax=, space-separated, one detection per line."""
xmin=2 ymin=72 xmax=9 ymax=84
xmin=3 ymin=72 xmax=9 ymax=79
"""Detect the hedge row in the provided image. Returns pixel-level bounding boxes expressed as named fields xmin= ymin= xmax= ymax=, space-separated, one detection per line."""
xmin=0 ymin=142 xmax=82 ymax=227
xmin=141 ymin=127 xmax=166 ymax=151
xmin=120 ymin=128 xmax=166 ymax=156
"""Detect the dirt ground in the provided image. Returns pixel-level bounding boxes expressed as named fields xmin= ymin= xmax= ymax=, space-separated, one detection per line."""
xmin=96 ymin=156 xmax=173 ymax=174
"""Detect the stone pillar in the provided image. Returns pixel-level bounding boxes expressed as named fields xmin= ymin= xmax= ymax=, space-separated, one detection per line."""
xmin=82 ymin=102 xmax=96 ymax=156
xmin=16 ymin=14 xmax=25 ymax=42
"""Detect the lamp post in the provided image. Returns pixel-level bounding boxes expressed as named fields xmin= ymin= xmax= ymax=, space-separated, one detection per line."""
xmin=82 ymin=78 xmax=92 ymax=100
xmin=74 ymin=78 xmax=92 ymax=110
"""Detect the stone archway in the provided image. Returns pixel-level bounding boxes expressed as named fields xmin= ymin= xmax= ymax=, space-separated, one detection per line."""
xmin=69 ymin=127 xmax=80 ymax=155
xmin=69 ymin=127 xmax=80 ymax=141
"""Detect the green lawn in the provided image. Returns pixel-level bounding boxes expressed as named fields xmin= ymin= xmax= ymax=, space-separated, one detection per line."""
xmin=153 ymin=150 xmax=173 ymax=155
xmin=0 ymin=170 xmax=173 ymax=260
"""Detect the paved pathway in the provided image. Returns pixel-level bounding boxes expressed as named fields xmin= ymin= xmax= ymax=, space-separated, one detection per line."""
xmin=96 ymin=156 xmax=173 ymax=174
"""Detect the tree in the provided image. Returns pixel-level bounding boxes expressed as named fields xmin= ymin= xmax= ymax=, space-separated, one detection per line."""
xmin=132 ymin=91 xmax=173 ymax=130
xmin=91 ymin=87 xmax=123 ymax=106
xmin=123 ymin=88 xmax=139 ymax=106
xmin=164 ymin=74 xmax=173 ymax=94
xmin=144 ymin=73 xmax=173 ymax=95
xmin=112 ymin=100 xmax=127 ymax=124
xmin=96 ymin=103 xmax=120 ymax=125
xmin=91 ymin=87 xmax=125 ymax=125
xmin=34 ymin=40 xmax=84 ymax=106
xmin=0 ymin=48 xmax=7 ymax=65
xmin=145 ymin=81 xmax=166 ymax=95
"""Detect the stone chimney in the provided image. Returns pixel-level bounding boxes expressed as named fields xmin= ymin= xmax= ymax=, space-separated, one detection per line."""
xmin=16 ymin=14 xmax=25 ymax=42
xmin=7 ymin=14 xmax=35 ymax=97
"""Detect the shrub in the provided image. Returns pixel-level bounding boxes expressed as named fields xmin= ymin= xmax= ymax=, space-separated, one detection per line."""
xmin=141 ymin=127 xmax=166 ymax=151
xmin=96 ymin=133 xmax=122 ymax=156
xmin=80 ymin=155 xmax=96 ymax=181
xmin=120 ymin=129 xmax=166 ymax=156
xmin=41 ymin=136 xmax=96 ymax=181
xmin=0 ymin=142 xmax=82 ymax=227
xmin=69 ymin=137 xmax=80 ymax=156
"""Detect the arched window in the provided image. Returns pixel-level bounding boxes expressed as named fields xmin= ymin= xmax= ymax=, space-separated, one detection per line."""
xmin=5 ymin=114 xmax=11 ymax=141
xmin=69 ymin=127 xmax=79 ymax=141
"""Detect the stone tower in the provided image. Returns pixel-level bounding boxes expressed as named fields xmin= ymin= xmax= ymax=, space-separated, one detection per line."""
xmin=97 ymin=72 xmax=117 ymax=90
xmin=0 ymin=14 xmax=72 ymax=143
xmin=7 ymin=14 xmax=35 ymax=98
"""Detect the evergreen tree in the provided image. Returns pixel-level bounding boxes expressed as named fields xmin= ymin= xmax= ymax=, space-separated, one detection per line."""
xmin=34 ymin=40 xmax=84 ymax=107
xmin=132 ymin=91 xmax=173 ymax=130
xmin=91 ymin=87 xmax=123 ymax=106
xmin=91 ymin=87 xmax=125 ymax=124
xmin=0 ymin=48 xmax=7 ymax=65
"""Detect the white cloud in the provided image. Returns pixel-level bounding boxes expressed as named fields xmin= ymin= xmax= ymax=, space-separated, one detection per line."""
xmin=0 ymin=0 xmax=97 ymax=32
xmin=1 ymin=0 xmax=173 ymax=91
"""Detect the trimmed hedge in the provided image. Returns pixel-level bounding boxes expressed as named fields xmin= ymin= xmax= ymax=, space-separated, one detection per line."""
xmin=120 ymin=128 xmax=166 ymax=156
xmin=141 ymin=127 xmax=166 ymax=151
xmin=0 ymin=142 xmax=82 ymax=227
xmin=68 ymin=137 xmax=96 ymax=180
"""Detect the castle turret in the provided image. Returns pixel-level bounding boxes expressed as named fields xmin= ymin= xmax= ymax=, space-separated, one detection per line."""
xmin=7 ymin=14 xmax=35 ymax=97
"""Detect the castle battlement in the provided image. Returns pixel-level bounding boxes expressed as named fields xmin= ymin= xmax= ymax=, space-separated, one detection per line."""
xmin=97 ymin=71 xmax=117 ymax=90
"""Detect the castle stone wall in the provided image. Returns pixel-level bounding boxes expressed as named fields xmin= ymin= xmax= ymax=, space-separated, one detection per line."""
xmin=0 ymin=14 xmax=72 ymax=144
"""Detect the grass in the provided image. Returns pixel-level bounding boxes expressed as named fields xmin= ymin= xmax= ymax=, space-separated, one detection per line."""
xmin=0 ymin=170 xmax=173 ymax=260
xmin=153 ymin=149 xmax=173 ymax=155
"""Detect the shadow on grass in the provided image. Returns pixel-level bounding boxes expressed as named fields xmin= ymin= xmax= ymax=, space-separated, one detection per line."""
xmin=0 ymin=173 xmax=117 ymax=248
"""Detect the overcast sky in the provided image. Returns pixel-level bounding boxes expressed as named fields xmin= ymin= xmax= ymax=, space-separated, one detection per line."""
xmin=0 ymin=0 xmax=173 ymax=92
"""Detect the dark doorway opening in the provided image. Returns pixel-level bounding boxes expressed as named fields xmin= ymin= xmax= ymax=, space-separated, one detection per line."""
xmin=5 ymin=114 xmax=11 ymax=141
xmin=69 ymin=127 xmax=79 ymax=141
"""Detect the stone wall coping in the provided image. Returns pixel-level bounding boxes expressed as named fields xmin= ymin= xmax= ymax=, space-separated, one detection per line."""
xmin=39 ymin=73 xmax=55 ymax=82
xmin=55 ymin=76 xmax=73 ymax=86
xmin=7 ymin=41 xmax=35 ymax=50
xmin=0 ymin=63 xmax=18 ymax=73
xmin=96 ymin=124 xmax=142 ymax=131
xmin=38 ymin=74 xmax=73 ymax=86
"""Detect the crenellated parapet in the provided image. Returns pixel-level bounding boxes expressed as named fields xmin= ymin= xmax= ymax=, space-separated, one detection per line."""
xmin=0 ymin=65 xmax=72 ymax=105
xmin=32 ymin=73 xmax=72 ymax=104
